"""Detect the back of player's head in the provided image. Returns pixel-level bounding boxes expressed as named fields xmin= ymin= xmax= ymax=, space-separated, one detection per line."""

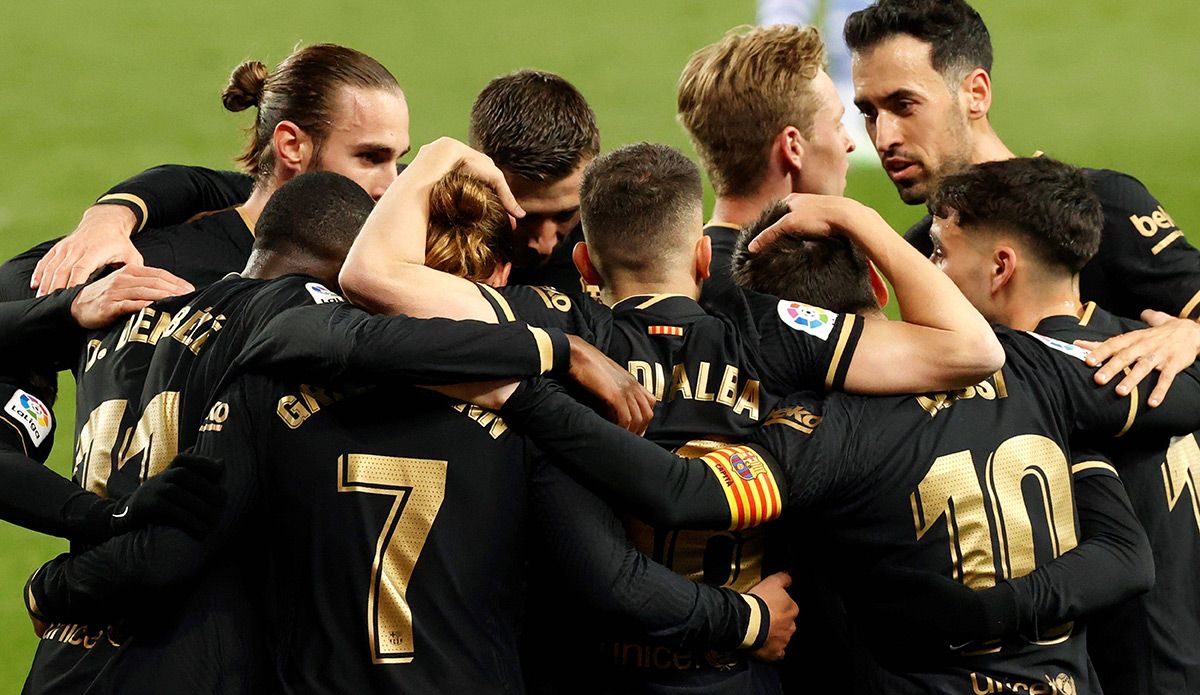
xmin=579 ymin=143 xmax=702 ymax=281
xmin=677 ymin=25 xmax=827 ymax=197
xmin=469 ymin=70 xmax=600 ymax=183
xmin=928 ymin=157 xmax=1102 ymax=274
xmin=731 ymin=201 xmax=880 ymax=314
xmin=223 ymin=44 xmax=402 ymax=182
xmin=844 ymin=0 xmax=992 ymax=81
xmin=425 ymin=168 xmax=512 ymax=283
xmin=253 ymin=171 xmax=375 ymax=262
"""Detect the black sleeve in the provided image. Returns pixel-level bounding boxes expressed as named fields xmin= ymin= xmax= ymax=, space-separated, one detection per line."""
xmin=482 ymin=283 xmax=613 ymax=348
xmin=530 ymin=458 xmax=768 ymax=651
xmin=903 ymin=216 xmax=935 ymax=257
xmin=723 ymin=287 xmax=865 ymax=392
xmin=1016 ymin=329 xmax=1200 ymax=439
xmin=1084 ymin=170 xmax=1200 ymax=319
xmin=232 ymin=302 xmax=570 ymax=386
xmin=27 ymin=381 xmax=260 ymax=624
xmin=0 ymin=285 xmax=86 ymax=369
xmin=95 ymin=165 xmax=253 ymax=233
xmin=0 ymin=434 xmax=122 ymax=544
xmin=992 ymin=457 xmax=1154 ymax=640
xmin=500 ymin=379 xmax=783 ymax=530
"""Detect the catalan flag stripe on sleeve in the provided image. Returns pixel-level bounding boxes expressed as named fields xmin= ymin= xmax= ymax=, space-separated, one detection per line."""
xmin=701 ymin=445 xmax=783 ymax=530
xmin=648 ymin=325 xmax=684 ymax=337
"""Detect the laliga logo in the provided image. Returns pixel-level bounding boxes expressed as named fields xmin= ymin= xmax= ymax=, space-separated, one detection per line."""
xmin=730 ymin=452 xmax=757 ymax=481
xmin=19 ymin=394 xmax=49 ymax=428
xmin=783 ymin=302 xmax=829 ymax=330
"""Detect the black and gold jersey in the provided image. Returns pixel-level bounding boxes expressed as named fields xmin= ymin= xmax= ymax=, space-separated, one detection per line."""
xmin=502 ymin=325 xmax=1200 ymax=693
xmin=1036 ymin=303 xmax=1200 ymax=694
xmin=488 ymin=284 xmax=861 ymax=694
xmin=92 ymin=164 xmax=252 ymax=233
xmin=906 ymin=168 xmax=1200 ymax=320
xmin=184 ymin=367 xmax=761 ymax=695
xmin=0 ymin=209 xmax=253 ymax=305
xmin=204 ymin=376 xmax=537 ymax=694
xmin=506 ymin=223 xmax=592 ymax=295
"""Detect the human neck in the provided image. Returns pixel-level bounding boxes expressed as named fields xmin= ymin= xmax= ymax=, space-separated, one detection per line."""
xmin=239 ymin=182 xmax=277 ymax=225
xmin=241 ymin=249 xmax=329 ymax=284
xmin=710 ymin=180 xmax=794 ymax=228
xmin=996 ymin=277 xmax=1082 ymax=331
xmin=601 ymin=273 xmax=701 ymax=307
xmin=969 ymin=123 xmax=1016 ymax=165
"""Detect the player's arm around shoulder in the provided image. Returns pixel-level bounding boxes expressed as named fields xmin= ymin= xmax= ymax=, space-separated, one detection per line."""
xmin=750 ymin=194 xmax=1003 ymax=395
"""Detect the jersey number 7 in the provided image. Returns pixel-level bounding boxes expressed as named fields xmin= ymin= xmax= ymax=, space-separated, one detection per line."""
xmin=338 ymin=454 xmax=447 ymax=664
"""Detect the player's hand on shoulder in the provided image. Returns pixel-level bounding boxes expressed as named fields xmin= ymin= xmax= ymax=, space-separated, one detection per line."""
xmin=112 ymin=452 xmax=225 ymax=538
xmin=33 ymin=204 xmax=144 ymax=296
xmin=748 ymin=571 xmax=797 ymax=662
xmin=567 ymin=335 xmax=656 ymax=435
xmin=70 ymin=265 xmax=194 ymax=329
xmin=1076 ymin=309 xmax=1200 ymax=407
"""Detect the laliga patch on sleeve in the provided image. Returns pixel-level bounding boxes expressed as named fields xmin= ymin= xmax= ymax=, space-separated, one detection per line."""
xmin=306 ymin=282 xmax=344 ymax=305
xmin=1025 ymin=331 xmax=1091 ymax=362
xmin=4 ymin=389 xmax=52 ymax=448
xmin=776 ymin=300 xmax=837 ymax=341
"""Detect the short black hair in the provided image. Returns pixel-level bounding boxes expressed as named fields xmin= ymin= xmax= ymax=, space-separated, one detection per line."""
xmin=844 ymin=0 xmax=992 ymax=79
xmin=731 ymin=201 xmax=879 ymax=314
xmin=469 ymin=70 xmax=601 ymax=182
xmin=579 ymin=143 xmax=701 ymax=278
xmin=928 ymin=157 xmax=1103 ymax=273
xmin=253 ymin=172 xmax=375 ymax=262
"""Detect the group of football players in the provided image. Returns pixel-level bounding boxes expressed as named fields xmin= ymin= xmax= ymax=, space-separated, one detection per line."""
xmin=1 ymin=0 xmax=1197 ymax=693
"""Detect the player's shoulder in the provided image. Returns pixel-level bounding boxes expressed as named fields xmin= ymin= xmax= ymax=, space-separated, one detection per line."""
xmin=247 ymin=274 xmax=345 ymax=312
xmin=0 ymin=382 xmax=54 ymax=462
xmin=1079 ymin=167 xmax=1164 ymax=215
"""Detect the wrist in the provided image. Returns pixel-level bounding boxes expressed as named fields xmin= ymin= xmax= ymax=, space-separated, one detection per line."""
xmin=975 ymin=582 xmax=1021 ymax=642
xmin=738 ymin=592 xmax=770 ymax=650
xmin=90 ymin=197 xmax=144 ymax=234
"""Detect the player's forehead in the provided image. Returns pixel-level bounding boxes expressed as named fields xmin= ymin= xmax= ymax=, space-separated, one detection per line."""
xmin=326 ymin=86 xmax=411 ymax=153
xmin=852 ymin=34 xmax=943 ymax=104
xmin=506 ymin=162 xmax=588 ymax=214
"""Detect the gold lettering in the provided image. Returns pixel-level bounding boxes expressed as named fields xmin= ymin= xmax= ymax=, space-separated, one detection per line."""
xmin=716 ymin=365 xmax=739 ymax=407
xmin=76 ymin=399 xmax=128 ymax=496
xmin=277 ymin=395 xmax=310 ymax=429
xmin=1162 ymin=434 xmax=1200 ymax=533
xmin=629 ymin=361 xmax=655 ymax=393
xmin=732 ymin=380 xmax=760 ymax=420
xmin=694 ymin=362 xmax=716 ymax=402
xmin=669 ymin=363 xmax=693 ymax=401
xmin=186 ymin=314 xmax=224 ymax=355
xmin=124 ymin=307 xmax=157 ymax=346
xmin=115 ymin=391 xmax=181 ymax=481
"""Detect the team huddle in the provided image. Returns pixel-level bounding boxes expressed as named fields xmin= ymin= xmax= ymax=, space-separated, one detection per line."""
xmin=1 ymin=0 xmax=1197 ymax=693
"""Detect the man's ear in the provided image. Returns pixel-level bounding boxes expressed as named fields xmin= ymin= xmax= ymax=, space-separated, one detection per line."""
xmin=695 ymin=233 xmax=713 ymax=282
xmin=485 ymin=261 xmax=512 ymax=288
xmin=572 ymin=242 xmax=603 ymax=287
xmin=273 ymin=121 xmax=313 ymax=177
xmin=776 ymin=126 xmax=805 ymax=184
xmin=867 ymin=260 xmax=890 ymax=308
xmin=990 ymin=245 xmax=1018 ymax=295
xmin=961 ymin=68 xmax=992 ymax=122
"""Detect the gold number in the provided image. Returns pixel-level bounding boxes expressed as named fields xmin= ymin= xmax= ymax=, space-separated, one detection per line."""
xmin=337 ymin=454 xmax=447 ymax=664
xmin=1162 ymin=434 xmax=1200 ymax=532
xmin=912 ymin=435 xmax=1078 ymax=631
xmin=75 ymin=392 xmax=181 ymax=496
xmin=76 ymin=400 xmax=127 ymax=496
xmin=986 ymin=435 xmax=1077 ymax=580
xmin=912 ymin=450 xmax=994 ymax=588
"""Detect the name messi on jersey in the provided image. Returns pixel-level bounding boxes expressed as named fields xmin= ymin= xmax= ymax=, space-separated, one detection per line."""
xmin=627 ymin=360 xmax=761 ymax=420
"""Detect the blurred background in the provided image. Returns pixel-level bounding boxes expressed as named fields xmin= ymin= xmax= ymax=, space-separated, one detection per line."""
xmin=0 ymin=0 xmax=1196 ymax=686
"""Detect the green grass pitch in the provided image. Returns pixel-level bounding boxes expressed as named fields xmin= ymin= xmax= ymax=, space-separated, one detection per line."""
xmin=0 ymin=0 xmax=1196 ymax=686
